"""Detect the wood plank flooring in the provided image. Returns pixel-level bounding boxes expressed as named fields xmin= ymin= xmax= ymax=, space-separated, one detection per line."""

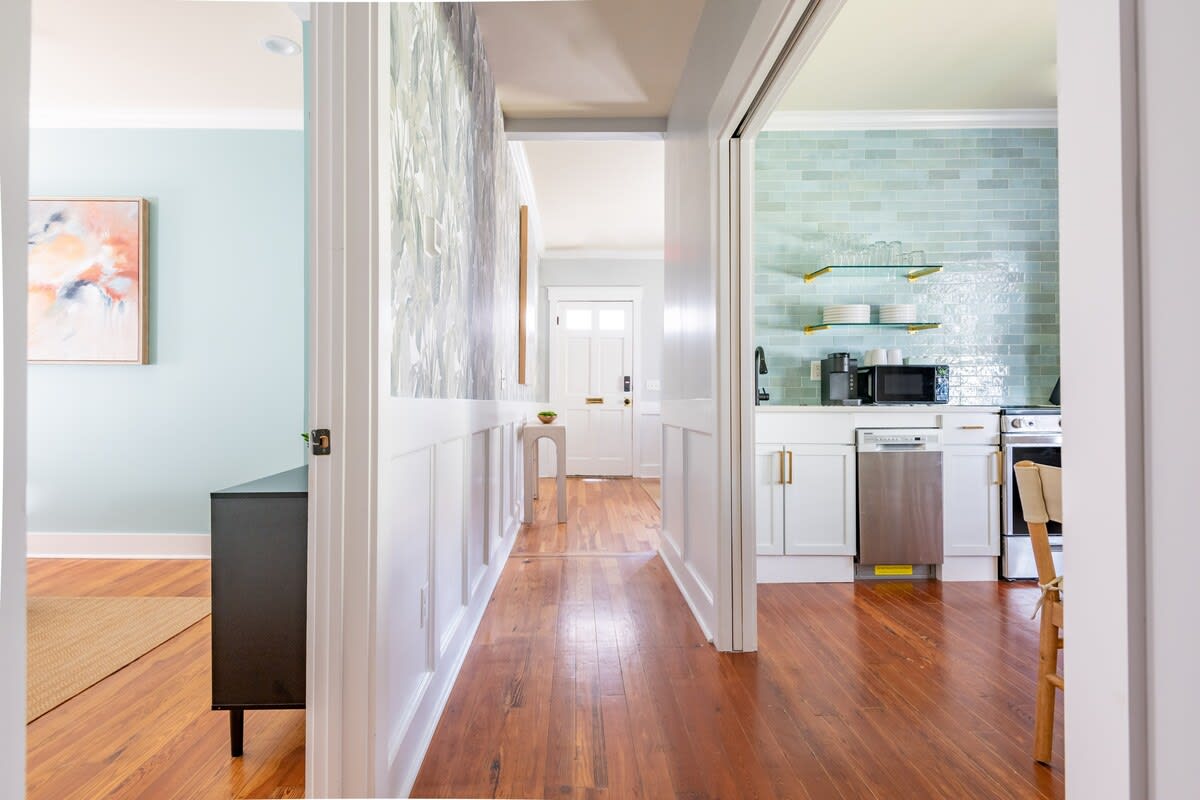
xmin=413 ymin=476 xmax=1065 ymax=799
xmin=26 ymin=558 xmax=304 ymax=800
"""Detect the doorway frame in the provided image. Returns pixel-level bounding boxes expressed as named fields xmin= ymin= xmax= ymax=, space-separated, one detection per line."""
xmin=715 ymin=0 xmax=1150 ymax=794
xmin=545 ymin=285 xmax=644 ymax=477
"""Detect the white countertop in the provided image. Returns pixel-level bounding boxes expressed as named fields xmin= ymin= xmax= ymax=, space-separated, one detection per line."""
xmin=755 ymin=405 xmax=1000 ymax=414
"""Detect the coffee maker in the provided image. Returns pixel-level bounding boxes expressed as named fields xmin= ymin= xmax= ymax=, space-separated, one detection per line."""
xmin=820 ymin=352 xmax=861 ymax=405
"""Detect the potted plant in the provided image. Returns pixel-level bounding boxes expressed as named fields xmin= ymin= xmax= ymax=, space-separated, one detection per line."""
xmin=537 ymin=410 xmax=558 ymax=424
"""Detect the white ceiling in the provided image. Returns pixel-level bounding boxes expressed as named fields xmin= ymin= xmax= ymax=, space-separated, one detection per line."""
xmin=523 ymin=141 xmax=663 ymax=253
xmin=30 ymin=0 xmax=302 ymax=117
xmin=775 ymin=0 xmax=1056 ymax=113
xmin=474 ymin=0 xmax=706 ymax=119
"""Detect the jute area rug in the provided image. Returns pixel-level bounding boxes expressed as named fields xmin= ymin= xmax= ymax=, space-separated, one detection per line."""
xmin=27 ymin=596 xmax=211 ymax=722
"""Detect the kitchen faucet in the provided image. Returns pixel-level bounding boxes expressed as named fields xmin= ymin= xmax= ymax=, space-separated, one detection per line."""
xmin=754 ymin=346 xmax=769 ymax=405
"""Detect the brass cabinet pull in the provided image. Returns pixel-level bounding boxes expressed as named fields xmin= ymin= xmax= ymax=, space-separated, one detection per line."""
xmin=585 ymin=397 xmax=604 ymax=404
xmin=787 ymin=450 xmax=794 ymax=484
xmin=959 ymin=424 xmax=985 ymax=430
xmin=778 ymin=451 xmax=786 ymax=484
xmin=993 ymin=450 xmax=1004 ymax=485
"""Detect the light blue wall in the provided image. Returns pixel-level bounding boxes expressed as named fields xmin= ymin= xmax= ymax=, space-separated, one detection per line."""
xmin=755 ymin=128 xmax=1059 ymax=406
xmin=28 ymin=128 xmax=305 ymax=533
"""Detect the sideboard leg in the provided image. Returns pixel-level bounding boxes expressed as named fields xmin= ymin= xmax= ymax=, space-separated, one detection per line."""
xmin=230 ymin=708 xmax=244 ymax=757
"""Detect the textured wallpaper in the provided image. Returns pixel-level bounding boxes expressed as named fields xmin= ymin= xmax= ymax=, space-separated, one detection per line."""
xmin=387 ymin=4 xmax=536 ymax=401
xmin=755 ymin=128 xmax=1059 ymax=406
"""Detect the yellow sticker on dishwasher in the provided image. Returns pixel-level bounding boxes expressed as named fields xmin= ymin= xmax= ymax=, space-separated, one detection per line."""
xmin=875 ymin=565 xmax=914 ymax=576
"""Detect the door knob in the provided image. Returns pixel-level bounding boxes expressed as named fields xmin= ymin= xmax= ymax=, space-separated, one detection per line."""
xmin=623 ymin=398 xmax=631 ymax=407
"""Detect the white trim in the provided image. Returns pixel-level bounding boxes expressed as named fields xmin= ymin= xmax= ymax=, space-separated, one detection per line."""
xmin=1059 ymin=0 xmax=1147 ymax=794
xmin=504 ymin=116 xmax=667 ymax=140
xmin=307 ymin=4 xmax=380 ymax=796
xmin=657 ymin=542 xmax=715 ymax=643
xmin=935 ymin=557 xmax=999 ymax=583
xmin=509 ymin=142 xmax=546 ymax=255
xmin=546 ymin=285 xmax=643 ymax=478
xmin=542 ymin=248 xmax=663 ymax=262
xmin=27 ymin=532 xmax=211 ymax=559
xmin=761 ymin=108 xmax=1058 ymax=132
xmin=29 ymin=107 xmax=304 ymax=130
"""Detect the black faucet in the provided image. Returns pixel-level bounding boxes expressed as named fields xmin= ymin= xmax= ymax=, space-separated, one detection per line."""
xmin=754 ymin=346 xmax=769 ymax=405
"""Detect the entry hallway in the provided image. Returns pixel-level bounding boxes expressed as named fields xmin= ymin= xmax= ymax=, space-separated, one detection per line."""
xmin=413 ymin=477 xmax=1065 ymax=799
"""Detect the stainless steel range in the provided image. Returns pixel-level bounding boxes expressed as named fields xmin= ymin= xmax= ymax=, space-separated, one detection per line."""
xmin=1000 ymin=407 xmax=1063 ymax=580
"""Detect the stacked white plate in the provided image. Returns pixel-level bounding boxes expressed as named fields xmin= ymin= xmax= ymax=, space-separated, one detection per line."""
xmin=879 ymin=304 xmax=917 ymax=323
xmin=822 ymin=304 xmax=870 ymax=324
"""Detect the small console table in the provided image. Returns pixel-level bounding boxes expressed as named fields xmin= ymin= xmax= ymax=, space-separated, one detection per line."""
xmin=523 ymin=423 xmax=567 ymax=524
xmin=210 ymin=465 xmax=307 ymax=757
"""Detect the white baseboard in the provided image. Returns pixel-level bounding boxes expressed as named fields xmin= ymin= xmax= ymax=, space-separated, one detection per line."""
xmin=657 ymin=541 xmax=715 ymax=643
xmin=27 ymin=532 xmax=211 ymax=559
xmin=636 ymin=463 xmax=662 ymax=478
xmin=756 ymin=555 xmax=854 ymax=583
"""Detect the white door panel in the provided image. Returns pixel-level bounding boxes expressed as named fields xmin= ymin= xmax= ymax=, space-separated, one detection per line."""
xmin=551 ymin=300 xmax=634 ymax=475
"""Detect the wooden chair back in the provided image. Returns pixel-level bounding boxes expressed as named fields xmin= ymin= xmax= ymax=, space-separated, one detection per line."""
xmin=1012 ymin=460 xmax=1062 ymax=586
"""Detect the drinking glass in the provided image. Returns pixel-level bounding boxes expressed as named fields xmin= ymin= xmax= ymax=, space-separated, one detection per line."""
xmin=908 ymin=250 xmax=927 ymax=266
xmin=887 ymin=241 xmax=903 ymax=263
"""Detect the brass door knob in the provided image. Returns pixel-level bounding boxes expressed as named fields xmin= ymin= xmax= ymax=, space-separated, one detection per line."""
xmin=624 ymin=398 xmax=631 ymax=407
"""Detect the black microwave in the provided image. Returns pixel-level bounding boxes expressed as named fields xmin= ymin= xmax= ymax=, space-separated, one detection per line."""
xmin=858 ymin=365 xmax=949 ymax=404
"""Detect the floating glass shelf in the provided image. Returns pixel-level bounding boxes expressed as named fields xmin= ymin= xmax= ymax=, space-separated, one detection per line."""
xmin=803 ymin=265 xmax=944 ymax=283
xmin=803 ymin=322 xmax=941 ymax=335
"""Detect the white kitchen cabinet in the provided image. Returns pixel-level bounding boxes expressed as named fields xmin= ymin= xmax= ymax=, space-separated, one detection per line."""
xmin=756 ymin=443 xmax=856 ymax=556
xmin=755 ymin=444 xmax=785 ymax=555
xmin=782 ymin=445 xmax=857 ymax=555
xmin=943 ymin=444 xmax=1002 ymax=556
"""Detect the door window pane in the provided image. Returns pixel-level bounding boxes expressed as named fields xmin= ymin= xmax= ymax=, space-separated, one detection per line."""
xmin=597 ymin=308 xmax=625 ymax=330
xmin=564 ymin=309 xmax=592 ymax=330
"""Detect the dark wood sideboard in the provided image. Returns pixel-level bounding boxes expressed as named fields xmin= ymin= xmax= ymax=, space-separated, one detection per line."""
xmin=210 ymin=465 xmax=307 ymax=757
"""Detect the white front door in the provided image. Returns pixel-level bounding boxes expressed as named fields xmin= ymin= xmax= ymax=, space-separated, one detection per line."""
xmin=552 ymin=301 xmax=634 ymax=476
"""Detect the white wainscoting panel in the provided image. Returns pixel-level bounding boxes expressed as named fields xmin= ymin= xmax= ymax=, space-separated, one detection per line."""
xmin=468 ymin=431 xmax=489 ymax=597
xmin=377 ymin=401 xmax=530 ymax=796
xmin=658 ymin=421 xmax=718 ymax=642
xmin=434 ymin=438 xmax=467 ymax=657
xmin=638 ymin=410 xmax=663 ymax=477
xmin=377 ymin=447 xmax=435 ymax=764
xmin=660 ymin=425 xmax=686 ymax=559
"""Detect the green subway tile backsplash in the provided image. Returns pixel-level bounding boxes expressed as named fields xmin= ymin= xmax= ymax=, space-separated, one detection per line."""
xmin=755 ymin=128 xmax=1059 ymax=406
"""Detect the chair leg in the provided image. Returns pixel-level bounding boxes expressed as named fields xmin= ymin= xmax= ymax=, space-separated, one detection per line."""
xmin=1033 ymin=606 xmax=1058 ymax=764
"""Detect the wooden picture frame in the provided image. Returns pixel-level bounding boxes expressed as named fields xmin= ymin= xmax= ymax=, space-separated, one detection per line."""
xmin=27 ymin=197 xmax=149 ymax=364
xmin=518 ymin=204 xmax=530 ymax=385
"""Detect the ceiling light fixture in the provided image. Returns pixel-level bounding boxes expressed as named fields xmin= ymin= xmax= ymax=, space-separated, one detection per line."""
xmin=262 ymin=35 xmax=301 ymax=57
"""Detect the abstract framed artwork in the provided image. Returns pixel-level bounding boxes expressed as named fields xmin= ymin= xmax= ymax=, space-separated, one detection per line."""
xmin=27 ymin=197 xmax=149 ymax=364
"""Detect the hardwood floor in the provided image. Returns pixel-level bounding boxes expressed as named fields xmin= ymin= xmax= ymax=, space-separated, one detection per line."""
xmin=26 ymin=558 xmax=304 ymax=800
xmin=413 ymin=476 xmax=1065 ymax=799
xmin=514 ymin=477 xmax=661 ymax=555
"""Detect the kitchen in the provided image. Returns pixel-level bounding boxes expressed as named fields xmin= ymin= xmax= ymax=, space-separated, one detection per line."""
xmin=750 ymin=1 xmax=1060 ymax=587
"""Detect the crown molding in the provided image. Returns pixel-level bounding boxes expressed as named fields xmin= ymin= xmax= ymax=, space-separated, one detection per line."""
xmin=509 ymin=141 xmax=546 ymax=256
xmin=29 ymin=107 xmax=304 ymax=130
xmin=504 ymin=116 xmax=667 ymax=141
xmin=542 ymin=248 xmax=664 ymax=262
xmin=762 ymin=108 xmax=1058 ymax=132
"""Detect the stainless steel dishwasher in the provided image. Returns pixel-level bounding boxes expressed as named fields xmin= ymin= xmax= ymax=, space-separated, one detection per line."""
xmin=856 ymin=429 xmax=944 ymax=578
